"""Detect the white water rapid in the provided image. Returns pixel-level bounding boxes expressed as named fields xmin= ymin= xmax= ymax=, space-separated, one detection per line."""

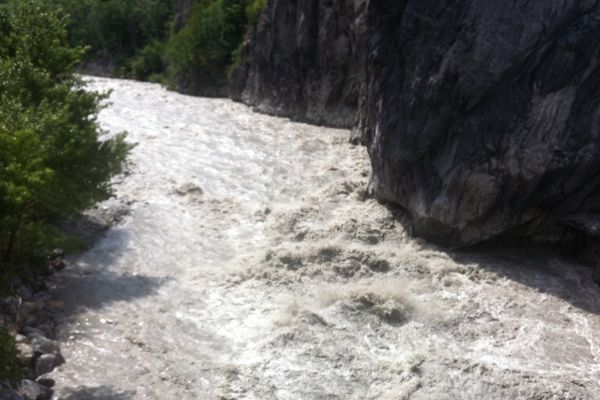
xmin=49 ymin=77 xmax=600 ymax=399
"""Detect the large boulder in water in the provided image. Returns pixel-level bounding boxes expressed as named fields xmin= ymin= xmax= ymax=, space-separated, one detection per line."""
xmin=360 ymin=0 xmax=600 ymax=246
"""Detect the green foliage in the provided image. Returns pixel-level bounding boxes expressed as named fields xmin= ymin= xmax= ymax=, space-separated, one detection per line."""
xmin=165 ymin=0 xmax=249 ymax=90
xmin=0 ymin=327 xmax=22 ymax=382
xmin=2 ymin=0 xmax=268 ymax=86
xmin=47 ymin=0 xmax=172 ymax=76
xmin=0 ymin=0 xmax=131 ymax=272
xmin=128 ymin=40 xmax=166 ymax=81
xmin=245 ymin=0 xmax=266 ymax=26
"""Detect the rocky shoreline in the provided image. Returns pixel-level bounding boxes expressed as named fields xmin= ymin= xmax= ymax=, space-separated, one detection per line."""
xmin=0 ymin=251 xmax=66 ymax=400
xmin=0 ymin=200 xmax=129 ymax=400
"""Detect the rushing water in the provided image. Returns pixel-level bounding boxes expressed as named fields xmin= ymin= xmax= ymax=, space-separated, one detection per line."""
xmin=49 ymin=77 xmax=600 ymax=399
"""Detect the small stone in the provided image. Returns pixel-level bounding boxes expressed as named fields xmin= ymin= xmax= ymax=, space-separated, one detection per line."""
xmin=29 ymin=334 xmax=60 ymax=355
xmin=46 ymin=300 xmax=64 ymax=310
xmin=16 ymin=286 xmax=32 ymax=301
xmin=16 ymin=342 xmax=34 ymax=367
xmin=19 ymin=380 xmax=41 ymax=400
xmin=31 ymin=323 xmax=54 ymax=340
xmin=14 ymin=334 xmax=27 ymax=343
xmin=35 ymin=353 xmax=65 ymax=375
xmin=49 ymin=258 xmax=66 ymax=272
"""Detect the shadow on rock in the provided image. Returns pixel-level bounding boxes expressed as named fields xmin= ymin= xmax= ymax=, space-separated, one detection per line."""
xmin=59 ymin=385 xmax=135 ymax=400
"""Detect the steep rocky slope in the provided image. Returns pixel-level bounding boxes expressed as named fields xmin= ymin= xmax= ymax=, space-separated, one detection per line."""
xmin=230 ymin=0 xmax=368 ymax=128
xmin=231 ymin=0 xmax=600 ymax=247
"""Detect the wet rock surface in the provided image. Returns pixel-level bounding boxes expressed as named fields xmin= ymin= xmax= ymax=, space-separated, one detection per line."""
xmin=234 ymin=0 xmax=600 ymax=247
xmin=0 ymin=269 xmax=64 ymax=400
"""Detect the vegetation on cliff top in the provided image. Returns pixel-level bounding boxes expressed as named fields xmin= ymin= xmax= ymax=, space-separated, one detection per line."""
xmin=17 ymin=0 xmax=268 ymax=91
xmin=0 ymin=0 xmax=131 ymax=380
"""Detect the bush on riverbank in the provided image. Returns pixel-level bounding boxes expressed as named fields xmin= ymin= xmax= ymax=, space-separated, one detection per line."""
xmin=0 ymin=0 xmax=130 ymax=286
xmin=164 ymin=0 xmax=249 ymax=93
xmin=0 ymin=0 xmax=130 ymax=385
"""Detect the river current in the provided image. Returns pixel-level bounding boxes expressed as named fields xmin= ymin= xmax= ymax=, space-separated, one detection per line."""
xmin=49 ymin=77 xmax=600 ymax=400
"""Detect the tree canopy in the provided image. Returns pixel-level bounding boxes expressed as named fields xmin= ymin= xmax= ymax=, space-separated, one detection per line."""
xmin=0 ymin=0 xmax=130 ymax=275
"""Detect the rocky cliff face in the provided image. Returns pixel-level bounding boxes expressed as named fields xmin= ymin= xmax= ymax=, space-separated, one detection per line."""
xmin=230 ymin=0 xmax=368 ymax=128
xmin=232 ymin=0 xmax=600 ymax=247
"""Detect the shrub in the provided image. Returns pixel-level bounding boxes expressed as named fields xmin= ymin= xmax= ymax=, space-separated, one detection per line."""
xmin=0 ymin=327 xmax=22 ymax=382
xmin=0 ymin=0 xmax=131 ymax=275
xmin=128 ymin=40 xmax=167 ymax=81
xmin=165 ymin=0 xmax=248 ymax=91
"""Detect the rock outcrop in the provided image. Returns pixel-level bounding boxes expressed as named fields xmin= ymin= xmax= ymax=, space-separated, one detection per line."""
xmin=232 ymin=0 xmax=600 ymax=247
xmin=230 ymin=0 xmax=368 ymax=128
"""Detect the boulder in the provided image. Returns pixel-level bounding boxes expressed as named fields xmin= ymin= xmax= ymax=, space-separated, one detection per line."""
xmin=34 ymin=353 xmax=65 ymax=376
xmin=16 ymin=342 xmax=34 ymax=367
xmin=28 ymin=334 xmax=59 ymax=355
xmin=18 ymin=381 xmax=41 ymax=400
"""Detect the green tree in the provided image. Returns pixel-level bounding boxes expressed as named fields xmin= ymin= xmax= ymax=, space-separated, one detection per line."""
xmin=165 ymin=0 xmax=248 ymax=93
xmin=0 ymin=0 xmax=130 ymax=273
xmin=45 ymin=0 xmax=172 ymax=77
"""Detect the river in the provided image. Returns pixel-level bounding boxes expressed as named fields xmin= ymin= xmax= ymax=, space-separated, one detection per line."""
xmin=49 ymin=77 xmax=600 ymax=399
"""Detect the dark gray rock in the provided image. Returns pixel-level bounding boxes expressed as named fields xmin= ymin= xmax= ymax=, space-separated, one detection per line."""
xmin=16 ymin=342 xmax=34 ymax=367
xmin=15 ymin=287 xmax=31 ymax=301
xmin=34 ymin=353 xmax=64 ymax=376
xmin=18 ymin=380 xmax=41 ymax=400
xmin=28 ymin=334 xmax=59 ymax=355
xmin=34 ymin=379 xmax=53 ymax=390
xmin=230 ymin=0 xmax=368 ymax=128
xmin=360 ymin=0 xmax=600 ymax=247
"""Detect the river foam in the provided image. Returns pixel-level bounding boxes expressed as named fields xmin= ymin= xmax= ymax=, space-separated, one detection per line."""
xmin=49 ymin=77 xmax=600 ymax=400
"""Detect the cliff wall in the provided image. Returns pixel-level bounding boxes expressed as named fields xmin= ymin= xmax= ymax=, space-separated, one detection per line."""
xmin=231 ymin=0 xmax=600 ymax=247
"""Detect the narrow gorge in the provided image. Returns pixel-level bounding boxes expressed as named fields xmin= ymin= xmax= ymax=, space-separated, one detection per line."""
xmin=232 ymin=0 xmax=600 ymax=248
xmin=3 ymin=0 xmax=600 ymax=399
xmin=45 ymin=77 xmax=600 ymax=399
